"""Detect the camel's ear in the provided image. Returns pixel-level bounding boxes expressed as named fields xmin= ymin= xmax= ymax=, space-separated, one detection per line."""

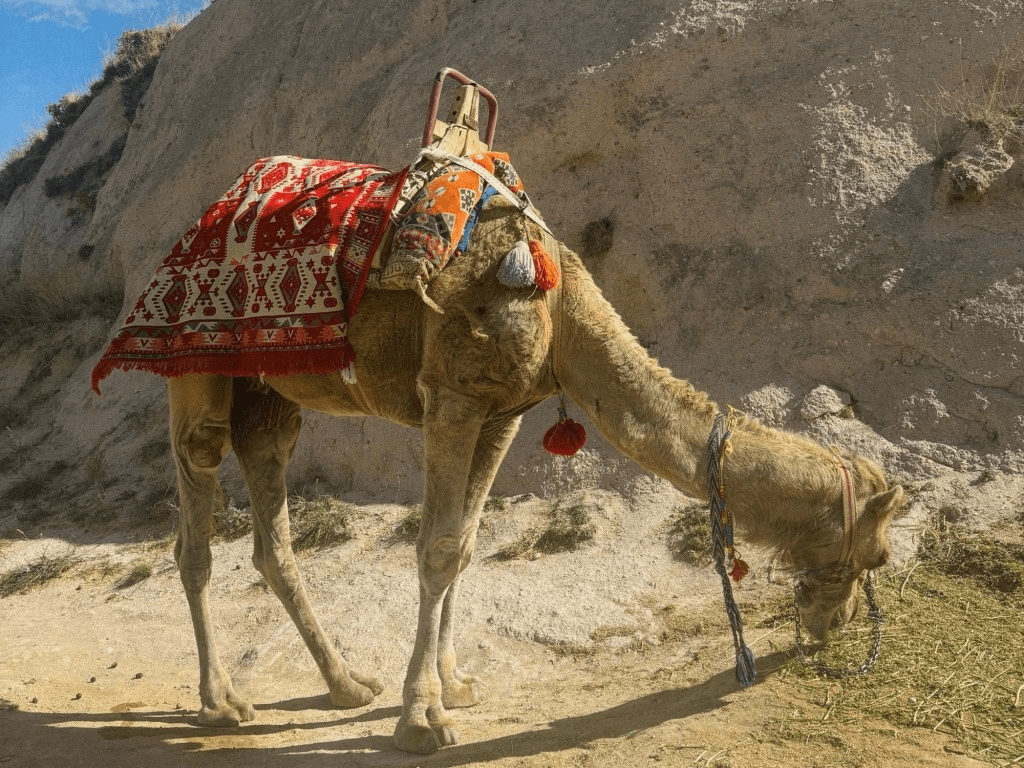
xmin=864 ymin=485 xmax=905 ymax=522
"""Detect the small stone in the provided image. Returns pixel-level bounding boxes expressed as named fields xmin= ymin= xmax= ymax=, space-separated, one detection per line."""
xmin=88 ymin=676 xmax=96 ymax=683
xmin=108 ymin=661 xmax=118 ymax=669
xmin=133 ymin=672 xmax=144 ymax=680
xmin=73 ymin=693 xmax=82 ymax=700
xmin=30 ymin=697 xmax=38 ymax=704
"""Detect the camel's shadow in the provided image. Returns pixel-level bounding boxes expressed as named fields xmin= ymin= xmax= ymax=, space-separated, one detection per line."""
xmin=0 ymin=652 xmax=790 ymax=767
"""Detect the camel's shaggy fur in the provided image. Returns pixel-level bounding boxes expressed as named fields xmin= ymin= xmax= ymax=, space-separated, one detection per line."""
xmin=164 ymin=199 xmax=904 ymax=754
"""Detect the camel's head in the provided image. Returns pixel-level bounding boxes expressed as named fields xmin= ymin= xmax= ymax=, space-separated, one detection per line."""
xmin=792 ymin=452 xmax=905 ymax=643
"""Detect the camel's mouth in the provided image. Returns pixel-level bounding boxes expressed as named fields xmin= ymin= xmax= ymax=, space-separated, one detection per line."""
xmin=795 ymin=567 xmax=862 ymax=642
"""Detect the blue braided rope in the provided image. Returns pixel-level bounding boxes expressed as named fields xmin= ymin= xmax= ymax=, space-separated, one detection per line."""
xmin=456 ymin=185 xmax=498 ymax=254
xmin=707 ymin=412 xmax=757 ymax=688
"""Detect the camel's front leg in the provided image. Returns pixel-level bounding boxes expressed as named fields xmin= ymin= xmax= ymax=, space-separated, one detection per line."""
xmin=393 ymin=390 xmax=487 ymax=755
xmin=231 ymin=382 xmax=382 ymax=709
xmin=437 ymin=415 xmax=521 ymax=710
xmin=168 ymin=374 xmax=255 ymax=727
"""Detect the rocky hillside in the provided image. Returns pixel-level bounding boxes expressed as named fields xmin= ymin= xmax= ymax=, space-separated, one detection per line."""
xmin=1 ymin=0 xmax=1022 ymax=528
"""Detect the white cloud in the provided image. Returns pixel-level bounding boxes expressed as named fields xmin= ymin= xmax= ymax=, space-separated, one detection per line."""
xmin=1 ymin=0 xmax=167 ymax=28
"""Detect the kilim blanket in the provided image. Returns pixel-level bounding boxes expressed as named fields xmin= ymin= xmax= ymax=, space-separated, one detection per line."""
xmin=91 ymin=156 xmax=408 ymax=394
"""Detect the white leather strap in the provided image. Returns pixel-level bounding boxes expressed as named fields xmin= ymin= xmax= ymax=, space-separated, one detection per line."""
xmin=415 ymin=148 xmax=553 ymax=234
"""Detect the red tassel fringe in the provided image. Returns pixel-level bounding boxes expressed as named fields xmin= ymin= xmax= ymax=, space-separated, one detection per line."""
xmin=91 ymin=340 xmax=356 ymax=395
xmin=529 ymin=240 xmax=559 ymax=291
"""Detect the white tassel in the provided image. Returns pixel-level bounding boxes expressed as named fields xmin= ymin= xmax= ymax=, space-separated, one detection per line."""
xmin=340 ymin=363 xmax=358 ymax=385
xmin=497 ymin=240 xmax=535 ymax=288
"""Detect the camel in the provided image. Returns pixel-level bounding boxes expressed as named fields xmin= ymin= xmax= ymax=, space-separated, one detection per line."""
xmin=163 ymin=197 xmax=904 ymax=754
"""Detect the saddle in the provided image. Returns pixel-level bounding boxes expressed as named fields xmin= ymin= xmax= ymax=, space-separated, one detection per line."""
xmin=91 ymin=70 xmax=555 ymax=395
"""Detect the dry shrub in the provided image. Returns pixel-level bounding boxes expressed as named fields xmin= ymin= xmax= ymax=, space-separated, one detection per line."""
xmin=115 ymin=561 xmax=153 ymax=590
xmin=0 ymin=548 xmax=82 ymax=598
xmin=212 ymin=497 xmax=251 ymax=541
xmin=931 ymin=41 xmax=1024 ymax=146
xmin=289 ymin=495 xmax=355 ymax=552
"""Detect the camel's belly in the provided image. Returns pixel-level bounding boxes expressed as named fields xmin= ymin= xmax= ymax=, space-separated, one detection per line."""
xmin=265 ymin=373 xmax=423 ymax=427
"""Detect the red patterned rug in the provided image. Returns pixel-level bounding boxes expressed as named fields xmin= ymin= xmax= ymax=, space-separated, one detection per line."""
xmin=91 ymin=156 xmax=407 ymax=394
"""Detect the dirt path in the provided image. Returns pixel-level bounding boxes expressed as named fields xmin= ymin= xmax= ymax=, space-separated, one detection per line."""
xmin=0 ymin=492 xmax=999 ymax=768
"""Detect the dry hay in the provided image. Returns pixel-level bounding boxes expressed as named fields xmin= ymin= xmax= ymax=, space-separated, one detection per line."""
xmin=667 ymin=501 xmax=713 ymax=566
xmin=288 ymin=495 xmax=355 ymax=552
xmin=211 ymin=494 xmax=355 ymax=552
xmin=491 ymin=498 xmax=597 ymax=560
xmin=757 ymin=521 xmax=1024 ymax=764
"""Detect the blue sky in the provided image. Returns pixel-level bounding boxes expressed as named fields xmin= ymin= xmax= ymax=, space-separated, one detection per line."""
xmin=0 ymin=0 xmax=207 ymax=160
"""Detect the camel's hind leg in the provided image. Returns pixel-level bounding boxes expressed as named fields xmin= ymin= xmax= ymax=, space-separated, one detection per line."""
xmin=168 ymin=374 xmax=254 ymax=727
xmin=437 ymin=415 xmax=521 ymax=710
xmin=230 ymin=380 xmax=382 ymax=708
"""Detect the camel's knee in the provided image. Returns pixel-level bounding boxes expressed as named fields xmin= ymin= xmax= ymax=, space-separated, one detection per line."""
xmin=251 ymin=540 xmax=300 ymax=588
xmin=419 ymin=535 xmax=470 ymax=594
xmin=174 ymin=422 xmax=231 ymax=472
xmin=175 ymin=536 xmax=213 ymax=592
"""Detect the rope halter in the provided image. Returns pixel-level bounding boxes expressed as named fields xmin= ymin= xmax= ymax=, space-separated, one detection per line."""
xmin=792 ymin=451 xmax=884 ymax=678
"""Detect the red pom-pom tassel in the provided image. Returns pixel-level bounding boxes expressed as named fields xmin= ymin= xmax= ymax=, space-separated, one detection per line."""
xmin=729 ymin=558 xmax=750 ymax=583
xmin=529 ymin=240 xmax=559 ymax=290
xmin=543 ymin=403 xmax=586 ymax=456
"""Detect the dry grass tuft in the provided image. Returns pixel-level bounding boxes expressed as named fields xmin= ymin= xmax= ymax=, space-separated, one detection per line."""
xmin=930 ymin=41 xmax=1024 ymax=146
xmin=667 ymin=501 xmax=713 ymax=566
xmin=289 ymin=495 xmax=355 ymax=552
xmin=386 ymin=506 xmax=422 ymax=546
xmin=0 ymin=548 xmax=82 ymax=598
xmin=115 ymin=562 xmax=153 ymax=590
xmin=0 ymin=284 xmax=121 ymax=339
xmin=492 ymin=498 xmax=597 ymax=561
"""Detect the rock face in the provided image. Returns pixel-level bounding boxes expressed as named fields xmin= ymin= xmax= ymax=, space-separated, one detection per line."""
xmin=1 ymin=0 xmax=1023 ymax=516
xmin=0 ymin=84 xmax=128 ymax=300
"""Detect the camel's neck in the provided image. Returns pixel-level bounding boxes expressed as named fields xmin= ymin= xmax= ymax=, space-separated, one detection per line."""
xmin=553 ymin=253 xmax=842 ymax=540
xmin=553 ymin=254 xmax=719 ymax=499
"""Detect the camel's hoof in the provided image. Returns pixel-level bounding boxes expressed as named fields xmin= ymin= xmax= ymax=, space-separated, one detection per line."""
xmin=393 ymin=720 xmax=442 ymax=755
xmin=435 ymin=723 xmax=461 ymax=746
xmin=329 ymin=679 xmax=376 ymax=709
xmin=197 ymin=700 xmax=255 ymax=727
xmin=350 ymin=669 xmax=385 ymax=697
xmin=441 ymin=676 xmax=486 ymax=709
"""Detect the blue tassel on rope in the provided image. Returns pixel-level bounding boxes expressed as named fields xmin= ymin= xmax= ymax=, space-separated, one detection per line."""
xmin=735 ymin=646 xmax=757 ymax=688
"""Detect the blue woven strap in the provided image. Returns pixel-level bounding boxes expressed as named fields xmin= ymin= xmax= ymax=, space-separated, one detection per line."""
xmin=457 ymin=185 xmax=498 ymax=254
xmin=708 ymin=412 xmax=757 ymax=688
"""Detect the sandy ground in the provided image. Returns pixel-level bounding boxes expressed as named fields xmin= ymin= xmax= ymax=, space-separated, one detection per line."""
xmin=0 ymin=489 xmax=996 ymax=768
